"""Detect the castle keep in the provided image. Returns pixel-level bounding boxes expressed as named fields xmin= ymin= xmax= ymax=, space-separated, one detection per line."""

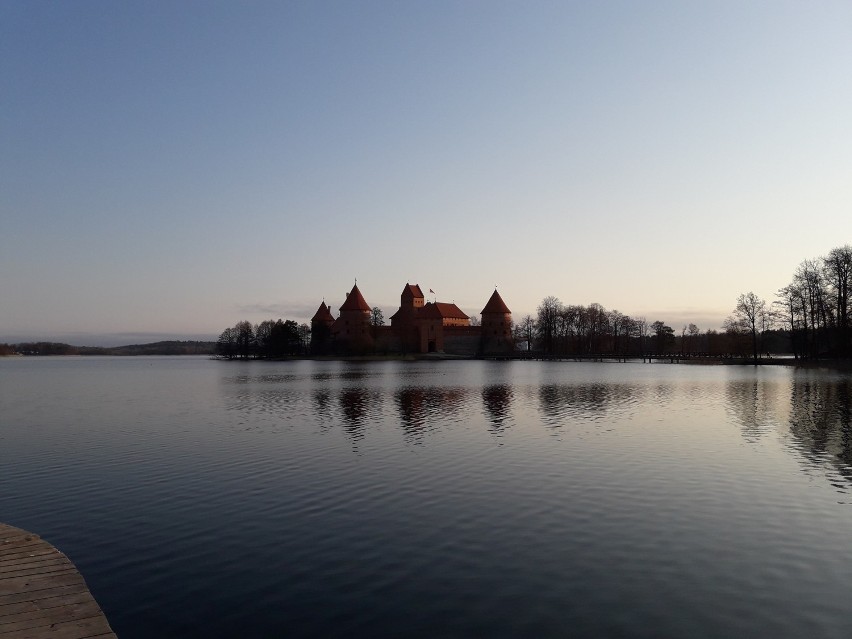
xmin=311 ymin=283 xmax=513 ymax=355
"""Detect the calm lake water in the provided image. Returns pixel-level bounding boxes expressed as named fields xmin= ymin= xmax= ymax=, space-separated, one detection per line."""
xmin=2 ymin=357 xmax=852 ymax=638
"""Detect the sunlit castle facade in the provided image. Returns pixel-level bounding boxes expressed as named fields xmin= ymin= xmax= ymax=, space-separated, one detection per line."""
xmin=311 ymin=283 xmax=513 ymax=356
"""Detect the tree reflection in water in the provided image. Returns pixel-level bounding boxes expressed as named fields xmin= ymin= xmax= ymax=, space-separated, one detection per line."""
xmin=312 ymin=389 xmax=333 ymax=429
xmin=725 ymin=378 xmax=782 ymax=443
xmin=788 ymin=375 xmax=852 ymax=484
xmin=482 ymin=384 xmax=513 ymax=433
xmin=538 ymin=383 xmax=637 ymax=428
xmin=395 ymin=387 xmax=468 ymax=443
xmin=338 ymin=388 xmax=378 ymax=444
xmin=727 ymin=371 xmax=852 ymax=488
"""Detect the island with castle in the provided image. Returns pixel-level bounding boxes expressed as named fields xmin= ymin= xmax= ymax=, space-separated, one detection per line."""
xmin=310 ymin=283 xmax=513 ymax=356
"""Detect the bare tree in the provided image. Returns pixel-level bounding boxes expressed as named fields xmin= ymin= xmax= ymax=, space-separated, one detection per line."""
xmin=650 ymin=320 xmax=674 ymax=354
xmin=512 ymin=314 xmax=536 ymax=351
xmin=687 ymin=323 xmax=700 ymax=355
xmin=823 ymin=245 xmax=852 ymax=356
xmin=216 ymin=327 xmax=237 ymax=359
xmin=608 ymin=310 xmax=628 ymax=356
xmin=635 ymin=317 xmax=648 ymax=357
xmin=734 ymin=292 xmax=767 ymax=362
xmin=298 ymin=323 xmax=311 ymax=354
xmin=234 ymin=320 xmax=255 ymax=359
xmin=536 ymin=296 xmax=562 ymax=356
xmin=795 ymin=259 xmax=829 ymax=358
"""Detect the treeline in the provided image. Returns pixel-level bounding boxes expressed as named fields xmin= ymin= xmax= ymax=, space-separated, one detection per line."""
xmin=718 ymin=245 xmax=851 ymax=360
xmin=2 ymin=342 xmax=83 ymax=355
xmin=0 ymin=341 xmax=217 ymax=356
xmin=521 ymin=243 xmax=850 ymax=360
xmin=776 ymin=245 xmax=851 ymax=359
xmin=216 ymin=319 xmax=311 ymax=359
xmin=515 ymin=300 xmax=784 ymax=359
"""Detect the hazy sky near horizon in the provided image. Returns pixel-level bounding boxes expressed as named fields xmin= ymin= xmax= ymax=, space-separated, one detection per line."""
xmin=2 ymin=1 xmax=851 ymax=345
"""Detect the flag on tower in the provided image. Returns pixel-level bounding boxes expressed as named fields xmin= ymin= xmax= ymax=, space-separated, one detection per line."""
xmin=429 ymin=288 xmax=435 ymax=294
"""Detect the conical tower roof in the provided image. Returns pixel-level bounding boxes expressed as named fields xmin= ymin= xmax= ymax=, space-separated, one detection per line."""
xmin=311 ymin=301 xmax=334 ymax=323
xmin=339 ymin=283 xmax=371 ymax=312
xmin=481 ymin=289 xmax=511 ymax=315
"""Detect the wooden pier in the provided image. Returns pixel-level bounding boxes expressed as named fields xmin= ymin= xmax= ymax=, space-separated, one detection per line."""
xmin=0 ymin=523 xmax=116 ymax=638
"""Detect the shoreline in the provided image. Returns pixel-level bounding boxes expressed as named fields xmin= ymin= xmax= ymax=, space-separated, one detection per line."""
xmin=5 ymin=352 xmax=851 ymax=370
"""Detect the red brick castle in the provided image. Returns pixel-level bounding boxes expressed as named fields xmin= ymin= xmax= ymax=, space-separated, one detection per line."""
xmin=311 ymin=283 xmax=513 ymax=355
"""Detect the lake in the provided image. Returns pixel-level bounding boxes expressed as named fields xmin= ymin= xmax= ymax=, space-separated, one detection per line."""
xmin=2 ymin=356 xmax=851 ymax=638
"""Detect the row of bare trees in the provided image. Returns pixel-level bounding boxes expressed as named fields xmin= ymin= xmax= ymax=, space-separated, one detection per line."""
xmin=217 ymin=319 xmax=311 ymax=359
xmin=729 ymin=245 xmax=852 ymax=360
xmin=775 ymin=245 xmax=852 ymax=358
xmin=526 ymin=299 xmax=647 ymax=357
xmin=521 ymin=296 xmax=792 ymax=360
xmin=521 ymin=299 xmax=726 ymax=358
xmin=524 ymin=245 xmax=850 ymax=360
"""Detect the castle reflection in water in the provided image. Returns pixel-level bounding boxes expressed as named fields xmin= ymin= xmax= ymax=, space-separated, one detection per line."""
xmin=221 ymin=363 xmax=852 ymax=490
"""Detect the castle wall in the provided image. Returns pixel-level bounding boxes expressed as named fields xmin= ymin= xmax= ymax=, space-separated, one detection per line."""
xmin=373 ymin=326 xmax=401 ymax=354
xmin=443 ymin=326 xmax=481 ymax=356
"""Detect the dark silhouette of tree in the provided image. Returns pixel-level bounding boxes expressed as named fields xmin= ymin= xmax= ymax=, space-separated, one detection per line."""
xmin=235 ymin=320 xmax=255 ymax=359
xmin=536 ymin=296 xmax=562 ymax=356
xmin=217 ymin=327 xmax=237 ymax=359
xmin=635 ymin=317 xmax=648 ymax=357
xmin=513 ymin=314 xmax=535 ymax=351
xmin=723 ymin=315 xmax=750 ymax=357
xmin=775 ymin=284 xmax=801 ymax=357
xmin=687 ymin=323 xmax=700 ymax=355
xmin=608 ymin=310 xmax=629 ymax=357
xmin=255 ymin=320 xmax=276 ymax=358
xmin=298 ymin=323 xmax=311 ymax=354
xmin=370 ymin=307 xmax=385 ymax=327
xmin=650 ymin=321 xmax=675 ymax=354
xmin=824 ymin=245 xmax=852 ymax=356
xmin=797 ymin=259 xmax=829 ymax=357
xmin=734 ymin=292 xmax=768 ymax=362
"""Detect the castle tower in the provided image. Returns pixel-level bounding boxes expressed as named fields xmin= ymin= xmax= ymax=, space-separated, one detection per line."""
xmin=334 ymin=283 xmax=373 ymax=353
xmin=311 ymin=301 xmax=334 ymax=327
xmin=480 ymin=289 xmax=513 ymax=354
xmin=390 ymin=283 xmax=424 ymax=352
xmin=401 ymin=283 xmax=425 ymax=310
xmin=310 ymin=301 xmax=334 ymax=354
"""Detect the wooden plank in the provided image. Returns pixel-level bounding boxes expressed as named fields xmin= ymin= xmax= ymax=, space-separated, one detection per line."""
xmin=0 ymin=542 xmax=44 ymax=556
xmin=0 ymin=616 xmax=114 ymax=639
xmin=0 ymin=549 xmax=57 ymax=565
xmin=0 ymin=598 xmax=105 ymax=632
xmin=0 ymin=573 xmax=86 ymax=597
xmin=0 ymin=590 xmax=92 ymax=618
xmin=0 ymin=556 xmax=67 ymax=575
xmin=0 ymin=523 xmax=116 ymax=639
xmin=0 ymin=584 xmax=86 ymax=608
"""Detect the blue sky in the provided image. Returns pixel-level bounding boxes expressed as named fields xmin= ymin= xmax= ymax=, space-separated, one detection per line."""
xmin=2 ymin=1 xmax=851 ymax=345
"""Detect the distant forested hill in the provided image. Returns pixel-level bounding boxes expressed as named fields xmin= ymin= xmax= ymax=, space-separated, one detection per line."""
xmin=2 ymin=341 xmax=217 ymax=356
